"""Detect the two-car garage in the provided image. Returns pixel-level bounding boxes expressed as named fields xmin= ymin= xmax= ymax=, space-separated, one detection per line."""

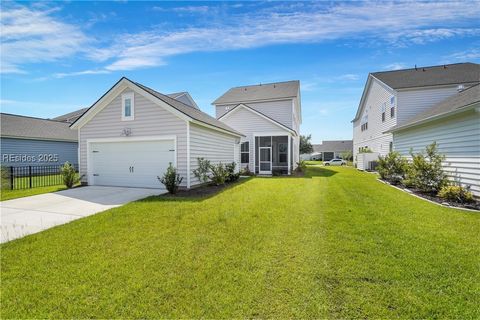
xmin=88 ymin=138 xmax=175 ymax=189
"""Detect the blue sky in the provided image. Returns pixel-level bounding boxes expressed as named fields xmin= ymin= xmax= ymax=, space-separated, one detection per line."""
xmin=1 ymin=1 xmax=479 ymax=143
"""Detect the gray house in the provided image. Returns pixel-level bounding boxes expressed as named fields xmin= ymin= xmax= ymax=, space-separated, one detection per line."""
xmin=302 ymin=140 xmax=353 ymax=161
xmin=70 ymin=77 xmax=243 ymax=189
xmin=0 ymin=113 xmax=78 ymax=167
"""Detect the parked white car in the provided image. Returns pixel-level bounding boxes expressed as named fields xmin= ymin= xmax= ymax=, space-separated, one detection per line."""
xmin=324 ymin=159 xmax=347 ymax=166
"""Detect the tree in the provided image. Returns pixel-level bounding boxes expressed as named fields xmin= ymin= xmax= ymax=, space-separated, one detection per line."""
xmin=340 ymin=150 xmax=353 ymax=161
xmin=300 ymin=134 xmax=314 ymax=154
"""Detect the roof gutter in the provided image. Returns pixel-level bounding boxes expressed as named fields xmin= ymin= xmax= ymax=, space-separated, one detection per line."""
xmin=385 ymin=102 xmax=479 ymax=134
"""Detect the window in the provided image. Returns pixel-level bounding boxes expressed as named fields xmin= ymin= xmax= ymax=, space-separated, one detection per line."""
xmin=390 ymin=96 xmax=395 ymax=118
xmin=361 ymin=115 xmax=368 ymax=131
xmin=241 ymin=142 xmax=249 ymax=164
xmin=381 ymin=102 xmax=386 ymax=122
xmin=122 ymin=92 xmax=134 ymax=121
xmin=389 ymin=141 xmax=393 ymax=152
xmin=278 ymin=143 xmax=288 ymax=163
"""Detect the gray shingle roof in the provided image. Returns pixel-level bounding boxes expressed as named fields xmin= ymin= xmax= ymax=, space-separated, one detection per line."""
xmin=131 ymin=80 xmax=244 ymax=136
xmin=212 ymin=80 xmax=300 ymax=105
xmin=389 ymin=83 xmax=480 ymax=132
xmin=313 ymin=140 xmax=353 ymax=153
xmin=53 ymin=107 xmax=89 ymax=123
xmin=1 ymin=113 xmax=77 ymax=141
xmin=372 ymin=62 xmax=480 ymax=90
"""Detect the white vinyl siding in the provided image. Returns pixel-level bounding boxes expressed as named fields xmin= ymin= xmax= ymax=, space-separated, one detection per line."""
xmin=216 ymin=99 xmax=293 ymax=129
xmin=79 ymin=88 xmax=188 ymax=186
xmin=396 ymin=85 xmax=471 ymax=124
xmin=353 ymin=78 xmax=397 ymax=161
xmin=189 ymin=123 xmax=238 ymax=186
xmin=393 ymin=110 xmax=480 ymax=197
xmin=219 ymin=106 xmax=290 ymax=171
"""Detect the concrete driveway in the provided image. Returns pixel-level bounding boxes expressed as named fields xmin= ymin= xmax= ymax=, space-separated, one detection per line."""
xmin=1 ymin=186 xmax=164 ymax=243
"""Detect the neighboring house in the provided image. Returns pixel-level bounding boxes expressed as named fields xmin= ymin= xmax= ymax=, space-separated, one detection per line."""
xmin=388 ymin=84 xmax=480 ymax=197
xmin=165 ymin=92 xmax=200 ymax=110
xmin=0 ymin=113 xmax=78 ymax=167
xmin=53 ymin=107 xmax=89 ymax=123
xmin=213 ymin=81 xmax=301 ymax=174
xmin=302 ymin=140 xmax=353 ymax=161
xmin=352 ymin=62 xmax=480 ymax=162
xmin=70 ymin=77 xmax=243 ymax=189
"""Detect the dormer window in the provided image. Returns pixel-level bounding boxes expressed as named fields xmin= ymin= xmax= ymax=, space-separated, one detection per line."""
xmin=122 ymin=92 xmax=134 ymax=121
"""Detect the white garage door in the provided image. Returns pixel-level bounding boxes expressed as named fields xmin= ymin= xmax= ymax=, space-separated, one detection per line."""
xmin=90 ymin=139 xmax=175 ymax=189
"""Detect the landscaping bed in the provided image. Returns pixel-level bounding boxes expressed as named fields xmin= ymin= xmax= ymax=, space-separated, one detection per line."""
xmin=378 ymin=179 xmax=480 ymax=211
xmin=162 ymin=177 xmax=250 ymax=198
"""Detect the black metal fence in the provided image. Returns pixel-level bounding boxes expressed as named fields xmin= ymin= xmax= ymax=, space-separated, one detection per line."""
xmin=1 ymin=164 xmax=79 ymax=190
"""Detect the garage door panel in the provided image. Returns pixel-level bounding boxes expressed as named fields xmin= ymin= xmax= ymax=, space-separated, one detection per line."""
xmin=90 ymin=139 xmax=175 ymax=189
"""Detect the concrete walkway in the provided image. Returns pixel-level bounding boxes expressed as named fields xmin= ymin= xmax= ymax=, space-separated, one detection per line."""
xmin=1 ymin=186 xmax=164 ymax=243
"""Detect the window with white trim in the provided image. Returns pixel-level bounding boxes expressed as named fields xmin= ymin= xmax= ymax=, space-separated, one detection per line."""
xmin=278 ymin=142 xmax=288 ymax=163
xmin=241 ymin=141 xmax=249 ymax=164
xmin=122 ymin=92 xmax=134 ymax=121
xmin=390 ymin=96 xmax=395 ymax=118
xmin=381 ymin=102 xmax=386 ymax=122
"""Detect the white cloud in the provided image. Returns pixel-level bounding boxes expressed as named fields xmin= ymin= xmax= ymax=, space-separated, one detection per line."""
xmin=0 ymin=4 xmax=89 ymax=74
xmin=336 ymin=74 xmax=359 ymax=81
xmin=53 ymin=69 xmax=110 ymax=78
xmin=447 ymin=49 xmax=480 ymax=61
xmin=98 ymin=1 xmax=480 ymax=72
xmin=383 ymin=63 xmax=408 ymax=71
xmin=2 ymin=1 xmax=480 ymax=75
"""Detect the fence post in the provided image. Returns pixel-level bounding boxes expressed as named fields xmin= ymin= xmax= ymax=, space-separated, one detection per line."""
xmin=10 ymin=166 xmax=14 ymax=190
xmin=29 ymin=166 xmax=32 ymax=189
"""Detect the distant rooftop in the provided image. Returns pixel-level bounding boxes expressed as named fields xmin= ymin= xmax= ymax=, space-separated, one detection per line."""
xmin=53 ymin=107 xmax=89 ymax=123
xmin=213 ymin=80 xmax=300 ymax=105
xmin=1 ymin=113 xmax=77 ymax=142
xmin=313 ymin=140 xmax=353 ymax=153
xmin=372 ymin=62 xmax=480 ymax=90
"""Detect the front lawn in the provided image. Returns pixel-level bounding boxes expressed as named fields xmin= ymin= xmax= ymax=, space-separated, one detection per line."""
xmin=0 ymin=185 xmax=68 ymax=201
xmin=1 ymin=166 xmax=479 ymax=318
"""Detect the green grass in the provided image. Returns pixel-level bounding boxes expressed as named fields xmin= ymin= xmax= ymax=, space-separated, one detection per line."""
xmin=0 ymin=185 xmax=68 ymax=201
xmin=1 ymin=166 xmax=479 ymax=318
xmin=304 ymin=160 xmax=323 ymax=165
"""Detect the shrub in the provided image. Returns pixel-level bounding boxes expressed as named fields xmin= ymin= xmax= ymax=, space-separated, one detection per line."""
xmin=193 ymin=158 xmax=211 ymax=184
xmin=409 ymin=142 xmax=448 ymax=193
xmin=60 ymin=162 xmax=81 ymax=188
xmin=295 ymin=160 xmax=307 ymax=173
xmin=210 ymin=162 xmax=228 ymax=185
xmin=377 ymin=151 xmax=408 ymax=185
xmin=225 ymin=162 xmax=240 ymax=183
xmin=158 ymin=163 xmax=183 ymax=194
xmin=1 ymin=166 xmax=11 ymax=190
xmin=438 ymin=185 xmax=474 ymax=204
xmin=359 ymin=147 xmax=373 ymax=153
xmin=240 ymin=166 xmax=254 ymax=176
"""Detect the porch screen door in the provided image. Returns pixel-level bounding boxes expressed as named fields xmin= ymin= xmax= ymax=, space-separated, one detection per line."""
xmin=259 ymin=147 xmax=272 ymax=174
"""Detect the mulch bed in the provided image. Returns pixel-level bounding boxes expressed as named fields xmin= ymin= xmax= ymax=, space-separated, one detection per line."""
xmin=162 ymin=178 xmax=250 ymax=199
xmin=378 ymin=179 xmax=480 ymax=211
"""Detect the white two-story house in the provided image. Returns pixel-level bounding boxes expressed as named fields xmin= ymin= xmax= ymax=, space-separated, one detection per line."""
xmin=213 ymin=81 xmax=301 ymax=174
xmin=352 ymin=62 xmax=480 ymax=196
xmin=352 ymin=63 xmax=479 ymax=160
